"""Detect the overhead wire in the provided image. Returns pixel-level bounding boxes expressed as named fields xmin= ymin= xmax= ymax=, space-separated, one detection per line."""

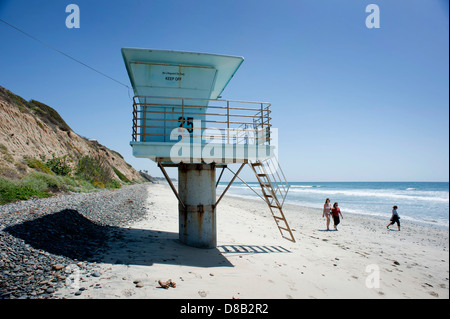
xmin=0 ymin=18 xmax=131 ymax=91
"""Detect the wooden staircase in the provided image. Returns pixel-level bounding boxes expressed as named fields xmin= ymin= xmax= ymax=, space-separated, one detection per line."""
xmin=249 ymin=158 xmax=295 ymax=243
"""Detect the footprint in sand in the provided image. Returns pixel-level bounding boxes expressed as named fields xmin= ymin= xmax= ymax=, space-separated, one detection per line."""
xmin=122 ymin=289 xmax=135 ymax=297
xmin=428 ymin=291 xmax=439 ymax=298
xmin=188 ymin=271 xmax=202 ymax=279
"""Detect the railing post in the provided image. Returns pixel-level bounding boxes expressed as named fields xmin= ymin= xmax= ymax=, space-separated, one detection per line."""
xmin=266 ymin=104 xmax=270 ymax=145
xmin=182 ymin=98 xmax=184 ymax=125
xmin=143 ymin=96 xmax=147 ymax=142
xmin=132 ymin=102 xmax=136 ymax=141
xmin=260 ymin=103 xmax=264 ymax=145
xmin=227 ymin=100 xmax=230 ymax=144
xmin=179 ymin=98 xmax=184 ymax=143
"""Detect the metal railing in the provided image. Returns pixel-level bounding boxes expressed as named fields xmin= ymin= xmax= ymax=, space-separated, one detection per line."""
xmin=259 ymin=156 xmax=290 ymax=208
xmin=132 ymin=96 xmax=272 ymax=145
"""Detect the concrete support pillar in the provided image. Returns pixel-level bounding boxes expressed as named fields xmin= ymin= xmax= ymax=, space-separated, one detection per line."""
xmin=178 ymin=164 xmax=216 ymax=248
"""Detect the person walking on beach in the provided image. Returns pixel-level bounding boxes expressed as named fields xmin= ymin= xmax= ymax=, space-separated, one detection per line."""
xmin=323 ymin=198 xmax=332 ymax=230
xmin=332 ymin=202 xmax=343 ymax=230
xmin=387 ymin=205 xmax=401 ymax=231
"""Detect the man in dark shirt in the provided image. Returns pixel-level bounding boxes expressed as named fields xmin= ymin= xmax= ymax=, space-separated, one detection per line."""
xmin=332 ymin=202 xmax=343 ymax=230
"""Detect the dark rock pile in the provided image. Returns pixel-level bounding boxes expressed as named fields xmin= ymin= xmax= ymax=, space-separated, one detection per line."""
xmin=0 ymin=183 xmax=150 ymax=298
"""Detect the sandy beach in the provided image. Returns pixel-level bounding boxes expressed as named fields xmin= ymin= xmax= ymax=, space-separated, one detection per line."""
xmin=57 ymin=183 xmax=449 ymax=299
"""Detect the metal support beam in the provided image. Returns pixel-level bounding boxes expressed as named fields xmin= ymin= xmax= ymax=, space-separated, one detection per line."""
xmin=216 ymin=166 xmax=226 ymax=188
xmin=215 ymin=163 xmax=245 ymax=207
xmin=227 ymin=165 xmax=266 ymax=202
xmin=157 ymin=162 xmax=185 ymax=209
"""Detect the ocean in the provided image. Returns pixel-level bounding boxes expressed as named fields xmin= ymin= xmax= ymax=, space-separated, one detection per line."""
xmin=218 ymin=181 xmax=449 ymax=228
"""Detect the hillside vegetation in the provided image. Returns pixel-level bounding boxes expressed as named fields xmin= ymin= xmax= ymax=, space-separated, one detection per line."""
xmin=0 ymin=86 xmax=147 ymax=205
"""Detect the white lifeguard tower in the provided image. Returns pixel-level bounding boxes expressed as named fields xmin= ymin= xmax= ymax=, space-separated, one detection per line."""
xmin=122 ymin=48 xmax=294 ymax=248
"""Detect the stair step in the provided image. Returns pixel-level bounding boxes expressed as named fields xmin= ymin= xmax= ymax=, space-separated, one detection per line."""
xmin=282 ymin=235 xmax=296 ymax=243
xmin=249 ymin=159 xmax=294 ymax=243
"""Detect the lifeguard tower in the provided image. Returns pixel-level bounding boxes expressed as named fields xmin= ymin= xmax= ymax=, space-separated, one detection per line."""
xmin=122 ymin=48 xmax=294 ymax=248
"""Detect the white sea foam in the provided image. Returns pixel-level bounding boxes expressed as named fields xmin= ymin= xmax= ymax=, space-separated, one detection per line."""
xmin=220 ymin=182 xmax=449 ymax=228
xmin=287 ymin=187 xmax=449 ymax=203
xmin=223 ymin=192 xmax=449 ymax=227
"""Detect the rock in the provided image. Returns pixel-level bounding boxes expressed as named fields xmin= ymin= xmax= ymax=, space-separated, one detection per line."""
xmin=0 ymin=184 xmax=150 ymax=299
xmin=52 ymin=264 xmax=65 ymax=270
xmin=135 ymin=282 xmax=144 ymax=288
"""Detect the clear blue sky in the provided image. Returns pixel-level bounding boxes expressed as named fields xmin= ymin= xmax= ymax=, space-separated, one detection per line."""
xmin=1 ymin=0 xmax=448 ymax=182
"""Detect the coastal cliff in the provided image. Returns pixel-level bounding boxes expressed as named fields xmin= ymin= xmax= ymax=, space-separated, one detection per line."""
xmin=0 ymin=86 xmax=147 ymax=202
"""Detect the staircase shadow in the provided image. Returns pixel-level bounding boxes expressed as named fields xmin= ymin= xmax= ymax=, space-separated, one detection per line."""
xmin=217 ymin=244 xmax=291 ymax=254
